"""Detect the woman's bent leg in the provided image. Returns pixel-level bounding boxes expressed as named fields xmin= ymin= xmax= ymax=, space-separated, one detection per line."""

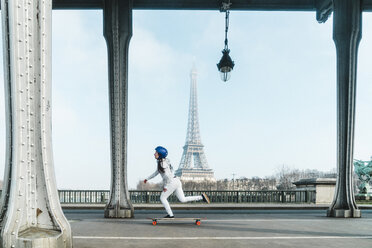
xmin=174 ymin=184 xmax=202 ymax=203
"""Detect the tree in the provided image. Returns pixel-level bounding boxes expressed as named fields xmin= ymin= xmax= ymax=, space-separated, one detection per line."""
xmin=274 ymin=165 xmax=337 ymax=190
xmin=275 ymin=165 xmax=301 ymax=190
xmin=136 ymin=180 xmax=162 ymax=190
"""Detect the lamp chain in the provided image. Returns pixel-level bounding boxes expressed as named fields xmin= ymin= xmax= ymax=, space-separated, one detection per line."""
xmin=225 ymin=10 xmax=230 ymax=50
xmin=222 ymin=0 xmax=231 ymax=50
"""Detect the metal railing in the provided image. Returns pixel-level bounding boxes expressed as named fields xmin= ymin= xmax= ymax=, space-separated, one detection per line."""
xmin=58 ymin=190 xmax=316 ymax=204
xmin=58 ymin=190 xmax=109 ymax=204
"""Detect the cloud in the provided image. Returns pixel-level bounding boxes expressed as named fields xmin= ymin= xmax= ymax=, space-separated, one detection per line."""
xmin=51 ymin=11 xmax=111 ymax=189
xmin=129 ymin=27 xmax=193 ymax=95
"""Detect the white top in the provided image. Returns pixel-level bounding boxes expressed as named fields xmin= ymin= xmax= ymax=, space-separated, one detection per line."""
xmin=146 ymin=158 xmax=175 ymax=186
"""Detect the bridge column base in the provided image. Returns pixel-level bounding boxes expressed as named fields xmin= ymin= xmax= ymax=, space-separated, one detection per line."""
xmin=327 ymin=209 xmax=361 ymax=218
xmin=14 ymin=228 xmax=65 ymax=247
xmin=104 ymin=208 xmax=134 ymax=218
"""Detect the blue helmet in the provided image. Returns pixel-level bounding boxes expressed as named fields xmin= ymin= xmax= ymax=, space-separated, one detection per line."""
xmin=155 ymin=146 xmax=168 ymax=159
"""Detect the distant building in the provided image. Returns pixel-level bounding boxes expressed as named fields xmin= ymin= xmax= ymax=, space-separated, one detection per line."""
xmin=181 ymin=177 xmax=277 ymax=191
xmin=217 ymin=178 xmax=277 ymax=191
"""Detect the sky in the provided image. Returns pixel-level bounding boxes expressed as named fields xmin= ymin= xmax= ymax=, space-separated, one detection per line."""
xmin=0 ymin=10 xmax=371 ymax=190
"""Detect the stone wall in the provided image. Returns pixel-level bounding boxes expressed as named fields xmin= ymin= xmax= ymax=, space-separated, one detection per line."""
xmin=293 ymin=178 xmax=336 ymax=204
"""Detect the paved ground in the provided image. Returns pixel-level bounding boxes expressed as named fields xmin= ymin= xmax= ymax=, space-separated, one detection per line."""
xmin=65 ymin=209 xmax=372 ymax=248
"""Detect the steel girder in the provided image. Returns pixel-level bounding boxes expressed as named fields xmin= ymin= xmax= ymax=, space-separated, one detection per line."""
xmin=103 ymin=0 xmax=134 ymax=219
xmin=327 ymin=0 xmax=362 ymax=218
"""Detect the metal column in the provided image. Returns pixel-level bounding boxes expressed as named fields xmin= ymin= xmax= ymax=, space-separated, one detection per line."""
xmin=327 ymin=0 xmax=362 ymax=218
xmin=103 ymin=0 xmax=134 ymax=218
xmin=0 ymin=0 xmax=72 ymax=247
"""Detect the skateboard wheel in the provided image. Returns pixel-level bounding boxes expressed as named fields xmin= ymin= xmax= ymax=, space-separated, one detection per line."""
xmin=152 ymin=221 xmax=157 ymax=226
xmin=195 ymin=220 xmax=201 ymax=226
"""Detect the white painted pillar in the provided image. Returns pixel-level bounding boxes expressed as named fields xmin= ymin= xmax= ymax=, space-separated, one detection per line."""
xmin=0 ymin=0 xmax=72 ymax=247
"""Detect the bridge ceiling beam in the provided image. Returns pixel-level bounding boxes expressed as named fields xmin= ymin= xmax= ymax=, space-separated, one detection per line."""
xmin=0 ymin=0 xmax=371 ymax=11
xmin=54 ymin=0 xmax=372 ymax=11
xmin=52 ymin=0 xmax=316 ymax=10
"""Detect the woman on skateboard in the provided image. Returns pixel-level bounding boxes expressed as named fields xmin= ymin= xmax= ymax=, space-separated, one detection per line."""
xmin=144 ymin=146 xmax=210 ymax=218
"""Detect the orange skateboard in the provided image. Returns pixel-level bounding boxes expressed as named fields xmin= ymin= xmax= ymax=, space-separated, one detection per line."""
xmin=148 ymin=217 xmax=206 ymax=226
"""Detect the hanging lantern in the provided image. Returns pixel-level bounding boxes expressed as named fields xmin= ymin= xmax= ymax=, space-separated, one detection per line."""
xmin=217 ymin=49 xmax=235 ymax=82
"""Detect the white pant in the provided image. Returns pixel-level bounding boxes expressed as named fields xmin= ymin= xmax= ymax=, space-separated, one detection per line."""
xmin=160 ymin=178 xmax=203 ymax=216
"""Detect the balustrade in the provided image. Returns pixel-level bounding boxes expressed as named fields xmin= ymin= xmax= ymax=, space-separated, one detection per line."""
xmin=48 ymin=190 xmax=316 ymax=204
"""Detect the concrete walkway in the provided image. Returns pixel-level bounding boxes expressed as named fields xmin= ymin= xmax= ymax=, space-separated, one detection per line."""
xmin=65 ymin=209 xmax=372 ymax=248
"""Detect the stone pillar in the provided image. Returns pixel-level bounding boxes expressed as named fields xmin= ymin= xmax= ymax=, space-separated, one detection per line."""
xmin=327 ymin=0 xmax=362 ymax=218
xmin=0 ymin=0 xmax=72 ymax=247
xmin=103 ymin=0 xmax=134 ymax=218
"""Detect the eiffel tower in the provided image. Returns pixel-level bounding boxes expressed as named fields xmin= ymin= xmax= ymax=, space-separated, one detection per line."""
xmin=175 ymin=66 xmax=215 ymax=181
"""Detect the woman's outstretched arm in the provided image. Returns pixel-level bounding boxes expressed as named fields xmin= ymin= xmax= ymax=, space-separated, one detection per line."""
xmin=144 ymin=170 xmax=159 ymax=183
